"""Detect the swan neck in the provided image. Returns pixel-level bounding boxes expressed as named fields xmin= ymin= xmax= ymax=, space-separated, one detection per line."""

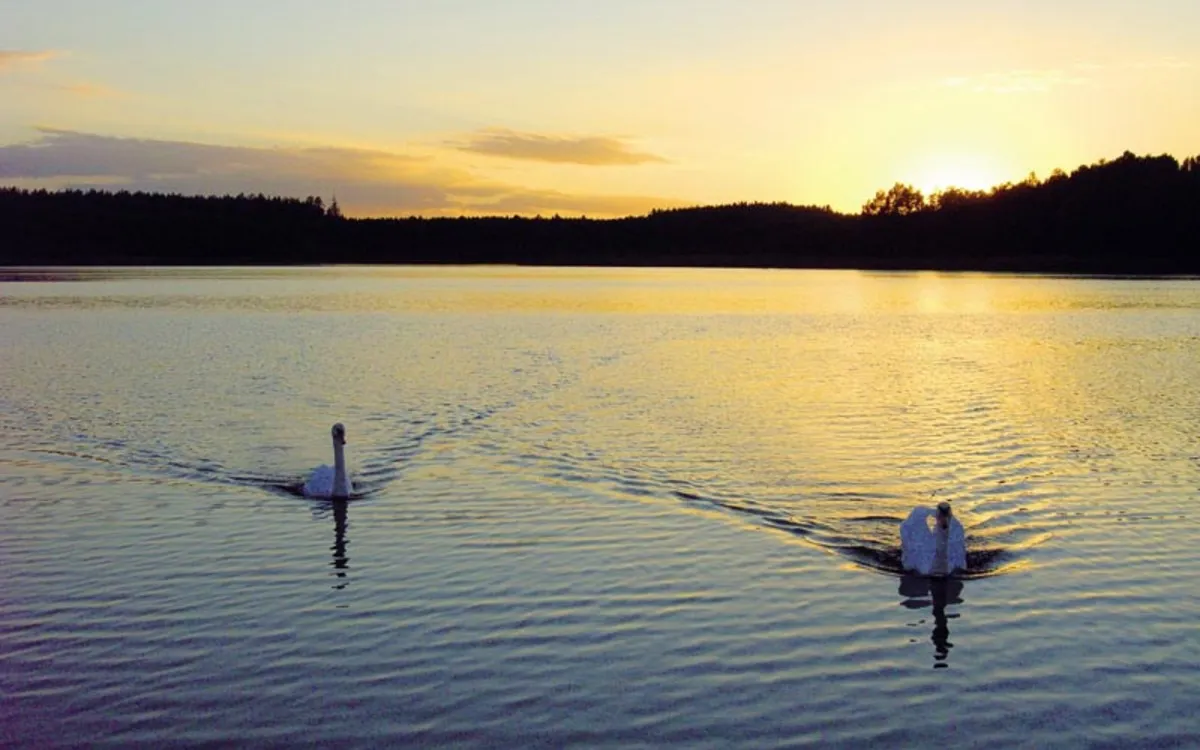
xmin=931 ymin=522 xmax=949 ymax=574
xmin=332 ymin=440 xmax=347 ymax=498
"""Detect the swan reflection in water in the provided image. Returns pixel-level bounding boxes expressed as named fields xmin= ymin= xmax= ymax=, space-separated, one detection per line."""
xmin=309 ymin=498 xmax=351 ymax=591
xmin=899 ymin=574 xmax=964 ymax=668
xmin=331 ymin=499 xmax=350 ymax=590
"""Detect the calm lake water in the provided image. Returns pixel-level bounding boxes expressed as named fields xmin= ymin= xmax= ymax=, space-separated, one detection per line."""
xmin=2 ymin=266 xmax=1199 ymax=748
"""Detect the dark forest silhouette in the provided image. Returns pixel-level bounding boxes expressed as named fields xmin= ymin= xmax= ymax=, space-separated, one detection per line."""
xmin=2 ymin=151 xmax=1198 ymax=273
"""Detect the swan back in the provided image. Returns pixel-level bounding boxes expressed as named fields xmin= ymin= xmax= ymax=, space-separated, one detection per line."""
xmin=304 ymin=465 xmax=338 ymax=498
xmin=900 ymin=504 xmax=966 ymax=575
xmin=945 ymin=517 xmax=967 ymax=571
xmin=900 ymin=507 xmax=937 ymax=573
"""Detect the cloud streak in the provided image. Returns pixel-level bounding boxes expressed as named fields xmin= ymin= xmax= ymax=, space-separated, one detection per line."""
xmin=0 ymin=128 xmax=679 ymax=218
xmin=940 ymin=58 xmax=1194 ymax=95
xmin=0 ymin=50 xmax=58 ymax=71
xmin=940 ymin=68 xmax=1091 ymax=94
xmin=54 ymin=82 xmax=125 ymax=98
xmin=452 ymin=128 xmax=667 ymax=165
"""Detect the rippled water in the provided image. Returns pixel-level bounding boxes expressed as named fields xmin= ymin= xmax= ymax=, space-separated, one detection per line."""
xmin=2 ymin=266 xmax=1199 ymax=747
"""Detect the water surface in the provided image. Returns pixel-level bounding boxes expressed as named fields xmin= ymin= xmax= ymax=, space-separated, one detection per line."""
xmin=2 ymin=266 xmax=1199 ymax=747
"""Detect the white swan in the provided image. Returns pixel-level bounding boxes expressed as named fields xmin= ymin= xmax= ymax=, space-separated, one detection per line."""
xmin=303 ymin=423 xmax=352 ymax=499
xmin=900 ymin=501 xmax=966 ymax=576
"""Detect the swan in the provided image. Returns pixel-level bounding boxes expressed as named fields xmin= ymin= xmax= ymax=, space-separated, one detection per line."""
xmin=303 ymin=423 xmax=352 ymax=499
xmin=900 ymin=501 xmax=966 ymax=576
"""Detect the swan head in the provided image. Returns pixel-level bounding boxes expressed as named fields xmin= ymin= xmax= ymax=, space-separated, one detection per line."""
xmin=935 ymin=501 xmax=952 ymax=530
xmin=331 ymin=422 xmax=347 ymax=446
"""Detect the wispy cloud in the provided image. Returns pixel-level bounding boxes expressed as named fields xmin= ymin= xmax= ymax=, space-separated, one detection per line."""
xmin=940 ymin=68 xmax=1092 ymax=94
xmin=452 ymin=128 xmax=668 ymax=165
xmin=1130 ymin=56 xmax=1193 ymax=71
xmin=0 ymin=49 xmax=59 ymax=71
xmin=940 ymin=58 xmax=1194 ymax=95
xmin=0 ymin=128 xmax=679 ymax=217
xmin=54 ymin=82 xmax=125 ymax=98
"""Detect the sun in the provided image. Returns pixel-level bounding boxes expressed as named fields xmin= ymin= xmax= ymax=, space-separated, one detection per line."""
xmin=911 ymin=152 xmax=1006 ymax=195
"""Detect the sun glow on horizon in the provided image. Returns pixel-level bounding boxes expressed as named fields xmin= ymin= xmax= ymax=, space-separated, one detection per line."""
xmin=909 ymin=152 xmax=1011 ymax=196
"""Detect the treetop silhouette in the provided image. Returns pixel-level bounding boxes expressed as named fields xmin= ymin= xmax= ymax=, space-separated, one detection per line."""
xmin=2 ymin=150 xmax=1198 ymax=273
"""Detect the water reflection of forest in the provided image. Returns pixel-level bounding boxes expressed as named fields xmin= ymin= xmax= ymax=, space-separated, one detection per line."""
xmin=3 ymin=151 xmax=1197 ymax=273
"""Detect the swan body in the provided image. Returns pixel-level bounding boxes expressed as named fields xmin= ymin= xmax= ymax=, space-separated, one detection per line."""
xmin=304 ymin=423 xmax=352 ymax=499
xmin=900 ymin=502 xmax=966 ymax=576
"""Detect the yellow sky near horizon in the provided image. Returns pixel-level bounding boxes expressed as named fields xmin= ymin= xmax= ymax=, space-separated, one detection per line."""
xmin=1 ymin=1 xmax=1198 ymax=217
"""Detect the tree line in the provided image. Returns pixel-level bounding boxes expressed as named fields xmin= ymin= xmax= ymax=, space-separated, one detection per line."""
xmin=2 ymin=151 xmax=1198 ymax=273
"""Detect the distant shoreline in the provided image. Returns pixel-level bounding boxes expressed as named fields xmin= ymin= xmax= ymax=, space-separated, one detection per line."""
xmin=4 ymin=266 xmax=1200 ymax=284
xmin=4 ymin=150 xmax=1198 ymax=275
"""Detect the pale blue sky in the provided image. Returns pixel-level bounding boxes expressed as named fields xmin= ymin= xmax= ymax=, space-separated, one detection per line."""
xmin=2 ymin=1 xmax=1198 ymax=215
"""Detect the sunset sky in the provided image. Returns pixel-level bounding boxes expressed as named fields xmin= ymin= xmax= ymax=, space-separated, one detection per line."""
xmin=2 ymin=1 xmax=1198 ymax=217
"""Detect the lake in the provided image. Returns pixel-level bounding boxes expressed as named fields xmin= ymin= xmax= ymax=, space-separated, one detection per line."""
xmin=2 ymin=266 xmax=1198 ymax=748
